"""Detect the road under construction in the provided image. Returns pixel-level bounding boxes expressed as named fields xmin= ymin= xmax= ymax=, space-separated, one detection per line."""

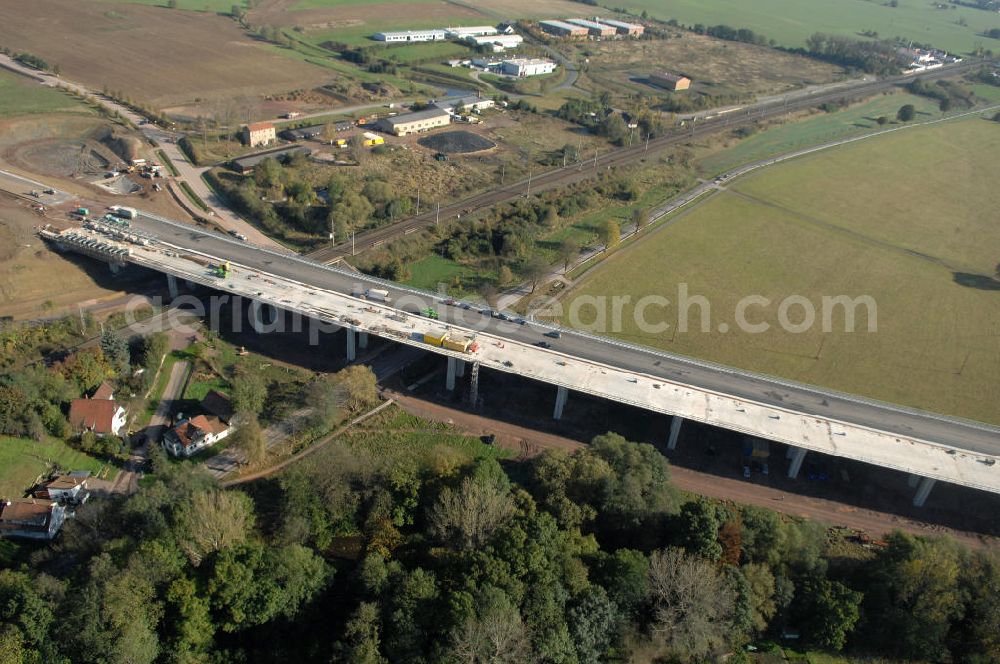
xmin=35 ymin=209 xmax=1000 ymax=509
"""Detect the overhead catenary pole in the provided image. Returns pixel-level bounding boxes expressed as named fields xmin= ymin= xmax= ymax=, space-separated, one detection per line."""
xmin=352 ymin=231 xmax=355 ymax=256
xmin=436 ymin=202 xmax=440 ymax=226
xmin=526 ymin=167 xmax=532 ymax=197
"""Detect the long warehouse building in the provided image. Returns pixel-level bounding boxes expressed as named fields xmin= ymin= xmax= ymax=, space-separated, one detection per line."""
xmin=566 ymin=18 xmax=616 ymax=37
xmin=538 ymin=19 xmax=588 ymax=37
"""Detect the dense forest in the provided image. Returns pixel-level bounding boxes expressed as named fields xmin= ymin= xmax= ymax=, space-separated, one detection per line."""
xmin=2 ymin=430 xmax=998 ymax=664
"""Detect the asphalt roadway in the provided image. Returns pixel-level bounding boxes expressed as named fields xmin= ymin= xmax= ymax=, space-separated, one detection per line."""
xmin=131 ymin=212 xmax=1000 ymax=458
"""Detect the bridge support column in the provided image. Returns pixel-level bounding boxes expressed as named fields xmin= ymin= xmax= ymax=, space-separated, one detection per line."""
xmin=787 ymin=447 xmax=807 ymax=479
xmin=455 ymin=360 xmax=465 ymax=378
xmin=250 ymin=301 xmax=278 ymax=334
xmin=166 ymin=274 xmax=179 ymax=299
xmin=346 ymin=329 xmax=357 ymax=362
xmin=907 ymin=474 xmax=920 ymax=488
xmin=446 ymin=356 xmax=458 ymax=391
xmin=667 ymin=416 xmax=683 ymax=450
xmin=468 ymin=361 xmax=480 ymax=406
xmin=184 ymin=279 xmax=196 ymax=290
xmin=913 ymin=477 xmax=936 ymax=508
xmin=108 ymin=261 xmax=124 ymax=274
xmin=358 ymin=332 xmax=369 ymax=350
xmin=553 ymin=386 xmax=569 ymax=420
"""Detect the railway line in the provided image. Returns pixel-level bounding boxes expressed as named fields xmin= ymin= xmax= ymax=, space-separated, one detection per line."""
xmin=307 ymin=61 xmax=981 ymax=264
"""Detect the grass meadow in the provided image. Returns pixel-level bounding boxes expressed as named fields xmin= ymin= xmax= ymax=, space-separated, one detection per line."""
xmin=612 ymin=0 xmax=1000 ymax=54
xmin=0 ymin=71 xmax=87 ymax=117
xmin=0 ymin=436 xmax=114 ymax=498
xmin=103 ymin=0 xmax=241 ymax=11
xmin=558 ymin=117 xmax=1000 ymax=424
xmin=696 ymin=91 xmax=948 ymax=175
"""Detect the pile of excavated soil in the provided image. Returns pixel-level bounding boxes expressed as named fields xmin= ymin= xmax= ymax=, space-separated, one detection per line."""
xmin=93 ymin=173 xmax=141 ymax=195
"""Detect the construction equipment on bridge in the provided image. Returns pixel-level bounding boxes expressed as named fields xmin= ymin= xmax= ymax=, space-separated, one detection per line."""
xmin=210 ymin=261 xmax=230 ymax=278
xmin=75 ymin=207 xmax=89 ymax=217
xmin=361 ymin=288 xmax=390 ymax=302
xmin=423 ymin=328 xmax=449 ymax=347
xmin=422 ymin=329 xmax=479 ymax=353
xmin=421 ymin=308 xmax=439 ymax=320
xmin=443 ymin=334 xmax=478 ymax=353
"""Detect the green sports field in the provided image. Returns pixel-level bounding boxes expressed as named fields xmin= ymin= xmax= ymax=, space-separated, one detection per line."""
xmin=558 ymin=116 xmax=1000 ymax=424
xmin=612 ymin=0 xmax=1000 ymax=54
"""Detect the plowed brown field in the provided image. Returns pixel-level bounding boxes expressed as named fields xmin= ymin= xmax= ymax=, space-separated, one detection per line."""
xmin=0 ymin=0 xmax=331 ymax=108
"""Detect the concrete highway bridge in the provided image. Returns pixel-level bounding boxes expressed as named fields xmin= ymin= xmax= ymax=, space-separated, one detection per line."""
xmin=41 ymin=211 xmax=1000 ymax=507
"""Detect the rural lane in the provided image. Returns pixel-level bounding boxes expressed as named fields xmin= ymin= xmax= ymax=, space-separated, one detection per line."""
xmin=0 ymin=53 xmax=280 ymax=248
xmin=146 ymin=360 xmax=190 ymax=443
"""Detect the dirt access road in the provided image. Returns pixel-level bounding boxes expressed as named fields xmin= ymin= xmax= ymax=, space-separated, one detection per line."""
xmin=0 ymin=54 xmax=279 ymax=249
xmin=389 ymin=391 xmax=1000 ymax=551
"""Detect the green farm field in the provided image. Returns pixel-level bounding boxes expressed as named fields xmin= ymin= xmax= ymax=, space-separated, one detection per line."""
xmin=0 ymin=436 xmax=114 ymax=499
xmin=611 ymin=0 xmax=1000 ymax=54
xmin=696 ymin=91 xmax=947 ymax=175
xmin=0 ymin=70 xmax=88 ymax=117
xmin=102 ymin=0 xmax=242 ymax=11
xmin=558 ymin=117 xmax=1000 ymax=424
xmin=289 ymin=0 xmax=596 ymax=18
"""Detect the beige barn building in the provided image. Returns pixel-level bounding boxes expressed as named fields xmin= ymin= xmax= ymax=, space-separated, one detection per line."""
xmin=241 ymin=121 xmax=277 ymax=147
xmin=376 ymin=107 xmax=451 ymax=136
xmin=649 ymin=71 xmax=691 ymax=91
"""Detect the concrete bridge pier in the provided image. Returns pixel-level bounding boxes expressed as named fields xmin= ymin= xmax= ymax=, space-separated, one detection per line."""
xmin=346 ymin=329 xmax=357 ymax=362
xmin=359 ymin=332 xmax=369 ymax=350
xmin=166 ymin=274 xmax=179 ymax=299
xmin=468 ymin=361 xmax=480 ymax=405
xmin=108 ymin=261 xmax=125 ymax=274
xmin=455 ymin=360 xmax=465 ymax=378
xmin=787 ymin=447 xmax=808 ymax=479
xmin=553 ymin=386 xmax=569 ymax=420
xmin=184 ymin=279 xmax=197 ymax=290
xmin=446 ymin=356 xmax=458 ymax=391
xmin=250 ymin=301 xmax=279 ymax=334
xmin=913 ymin=477 xmax=936 ymax=507
xmin=667 ymin=416 xmax=684 ymax=450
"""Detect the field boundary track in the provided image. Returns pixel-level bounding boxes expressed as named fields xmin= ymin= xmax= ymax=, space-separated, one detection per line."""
xmin=306 ymin=61 xmax=981 ymax=263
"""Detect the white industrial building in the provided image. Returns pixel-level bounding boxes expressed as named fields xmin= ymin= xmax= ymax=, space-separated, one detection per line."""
xmin=467 ymin=34 xmax=524 ymax=51
xmin=449 ymin=96 xmax=496 ymax=112
xmin=374 ymin=29 xmax=447 ymax=42
xmin=446 ymin=26 xmax=498 ymax=39
xmin=500 ymin=58 xmax=557 ymax=77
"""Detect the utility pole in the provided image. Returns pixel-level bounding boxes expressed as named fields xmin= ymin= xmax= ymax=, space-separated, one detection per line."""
xmin=351 ymin=232 xmax=355 ymax=256
xmin=526 ymin=167 xmax=532 ymax=197
xmin=500 ymin=162 xmax=505 ymax=185
xmin=645 ymin=133 xmax=650 ymax=152
xmin=593 ymin=146 xmax=598 ymax=170
xmin=415 ymin=189 xmax=420 ymax=215
xmin=436 ymin=202 xmax=440 ymax=226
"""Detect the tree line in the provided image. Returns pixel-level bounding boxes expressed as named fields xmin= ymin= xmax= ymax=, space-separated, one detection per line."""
xmin=2 ymin=427 xmax=998 ymax=663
